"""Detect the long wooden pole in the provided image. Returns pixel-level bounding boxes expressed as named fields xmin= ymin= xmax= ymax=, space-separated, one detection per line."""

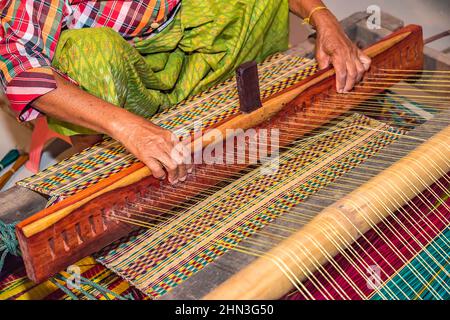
xmin=204 ymin=124 xmax=450 ymax=300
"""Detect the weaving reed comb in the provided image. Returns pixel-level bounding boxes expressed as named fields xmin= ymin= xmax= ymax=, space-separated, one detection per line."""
xmin=16 ymin=25 xmax=424 ymax=283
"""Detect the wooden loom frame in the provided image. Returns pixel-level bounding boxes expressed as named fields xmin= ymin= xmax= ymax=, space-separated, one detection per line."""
xmin=16 ymin=25 xmax=424 ymax=284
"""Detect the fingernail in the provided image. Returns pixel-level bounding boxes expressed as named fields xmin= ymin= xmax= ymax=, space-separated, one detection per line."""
xmin=180 ymin=176 xmax=186 ymax=182
xmin=188 ymin=168 xmax=193 ymax=174
xmin=172 ymin=179 xmax=179 ymax=185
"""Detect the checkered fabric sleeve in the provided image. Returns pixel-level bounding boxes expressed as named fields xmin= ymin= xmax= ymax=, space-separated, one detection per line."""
xmin=0 ymin=0 xmax=69 ymax=121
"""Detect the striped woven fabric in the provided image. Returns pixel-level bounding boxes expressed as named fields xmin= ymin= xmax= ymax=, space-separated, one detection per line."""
xmin=372 ymin=227 xmax=450 ymax=300
xmin=0 ymin=257 xmax=146 ymax=300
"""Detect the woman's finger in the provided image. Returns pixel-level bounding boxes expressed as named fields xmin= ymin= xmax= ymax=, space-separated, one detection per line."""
xmin=143 ymin=157 xmax=166 ymax=180
xmin=170 ymin=144 xmax=189 ymax=182
xmin=332 ymin=55 xmax=347 ymax=93
xmin=177 ymin=160 xmax=187 ymax=182
xmin=316 ymin=47 xmax=331 ymax=70
xmin=344 ymin=59 xmax=358 ymax=92
xmin=358 ymin=51 xmax=372 ymax=71
xmin=157 ymin=152 xmax=179 ymax=184
xmin=175 ymin=142 xmax=193 ymax=174
xmin=355 ymin=58 xmax=366 ymax=83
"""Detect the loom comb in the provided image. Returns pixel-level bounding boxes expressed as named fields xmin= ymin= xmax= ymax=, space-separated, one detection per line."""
xmin=16 ymin=25 xmax=425 ymax=283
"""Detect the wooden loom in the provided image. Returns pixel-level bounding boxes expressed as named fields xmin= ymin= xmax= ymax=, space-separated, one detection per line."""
xmin=14 ymin=25 xmax=435 ymax=292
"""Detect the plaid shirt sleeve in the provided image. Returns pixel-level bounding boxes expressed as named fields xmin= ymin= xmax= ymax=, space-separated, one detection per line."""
xmin=1 ymin=0 xmax=66 ymax=121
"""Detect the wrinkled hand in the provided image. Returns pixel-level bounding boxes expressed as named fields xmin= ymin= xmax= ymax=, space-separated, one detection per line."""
xmin=114 ymin=114 xmax=192 ymax=184
xmin=314 ymin=13 xmax=371 ymax=93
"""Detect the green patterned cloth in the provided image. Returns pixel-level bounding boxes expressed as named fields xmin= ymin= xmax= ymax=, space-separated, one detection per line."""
xmin=49 ymin=0 xmax=289 ymax=135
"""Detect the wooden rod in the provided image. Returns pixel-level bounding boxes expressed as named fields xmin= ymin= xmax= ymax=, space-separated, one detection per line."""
xmin=203 ymin=124 xmax=450 ymax=300
xmin=20 ymin=165 xmax=151 ymax=237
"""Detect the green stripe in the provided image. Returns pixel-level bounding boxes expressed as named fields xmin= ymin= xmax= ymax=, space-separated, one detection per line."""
xmin=150 ymin=0 xmax=162 ymax=22
xmin=371 ymin=227 xmax=450 ymax=300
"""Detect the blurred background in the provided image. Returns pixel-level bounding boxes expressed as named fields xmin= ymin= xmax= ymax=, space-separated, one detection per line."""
xmin=290 ymin=0 xmax=450 ymax=52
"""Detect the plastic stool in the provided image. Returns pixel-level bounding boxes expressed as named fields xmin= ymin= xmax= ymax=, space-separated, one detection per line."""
xmin=26 ymin=117 xmax=72 ymax=173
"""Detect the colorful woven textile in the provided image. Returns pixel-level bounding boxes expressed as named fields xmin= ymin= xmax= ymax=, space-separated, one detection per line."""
xmin=2 ymin=113 xmax=404 ymax=300
xmin=3 ymin=175 xmax=446 ymax=300
xmin=0 ymin=257 xmax=145 ymax=300
xmin=372 ymin=227 xmax=450 ymax=300
xmin=284 ymin=176 xmax=449 ymax=300
xmin=95 ymin=114 xmax=404 ymax=298
xmin=17 ymin=53 xmax=317 ymax=202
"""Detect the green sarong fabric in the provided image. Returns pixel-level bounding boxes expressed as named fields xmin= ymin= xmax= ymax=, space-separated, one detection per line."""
xmin=49 ymin=0 xmax=289 ymax=136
